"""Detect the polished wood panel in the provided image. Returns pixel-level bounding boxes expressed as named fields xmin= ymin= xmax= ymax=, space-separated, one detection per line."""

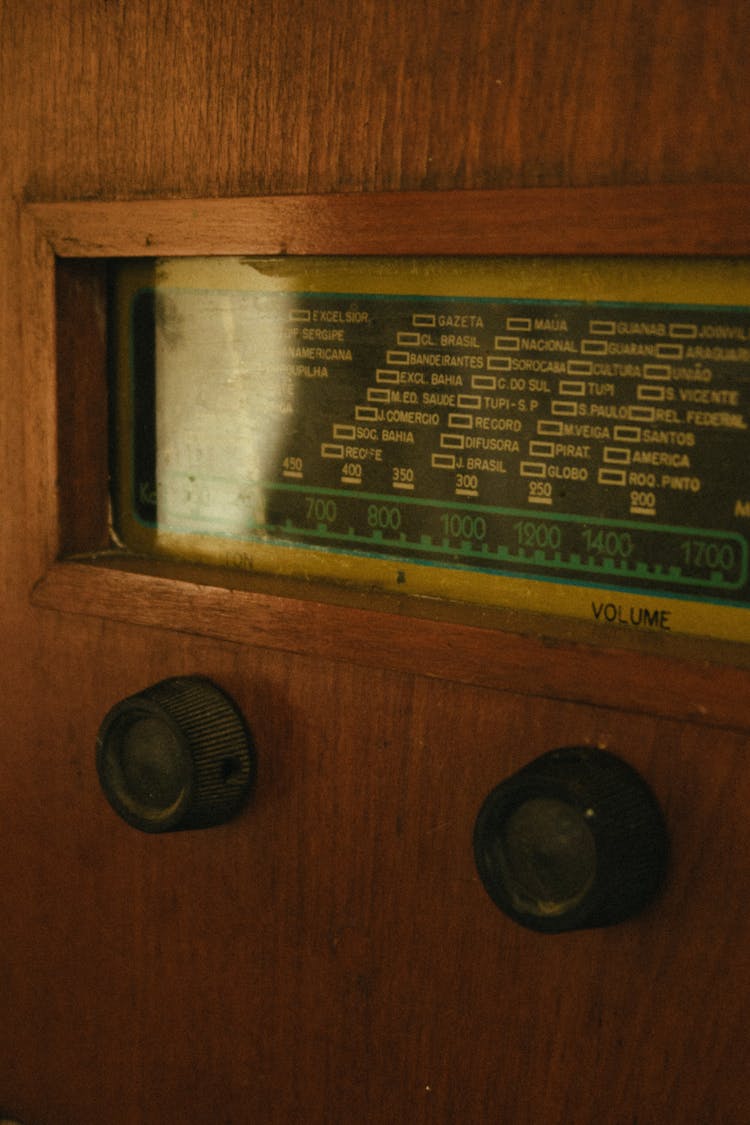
xmin=5 ymin=1 xmax=750 ymax=200
xmin=2 ymin=634 xmax=749 ymax=1123
xmin=2 ymin=2 xmax=750 ymax=1123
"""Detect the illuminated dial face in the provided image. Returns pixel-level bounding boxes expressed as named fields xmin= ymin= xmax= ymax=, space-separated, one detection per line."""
xmin=113 ymin=256 xmax=750 ymax=645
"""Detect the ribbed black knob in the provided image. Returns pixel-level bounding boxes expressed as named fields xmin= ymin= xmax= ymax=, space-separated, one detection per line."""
xmin=473 ymin=747 xmax=668 ymax=933
xmin=96 ymin=676 xmax=256 ymax=833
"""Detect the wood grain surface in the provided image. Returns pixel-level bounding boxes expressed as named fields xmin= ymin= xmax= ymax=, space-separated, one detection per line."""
xmin=2 ymin=3 xmax=750 ymax=1123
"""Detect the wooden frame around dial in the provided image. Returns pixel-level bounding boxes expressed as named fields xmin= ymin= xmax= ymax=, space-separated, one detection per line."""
xmin=21 ymin=185 xmax=750 ymax=730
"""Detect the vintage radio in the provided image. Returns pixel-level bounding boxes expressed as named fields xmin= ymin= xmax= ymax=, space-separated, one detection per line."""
xmin=3 ymin=5 xmax=750 ymax=1121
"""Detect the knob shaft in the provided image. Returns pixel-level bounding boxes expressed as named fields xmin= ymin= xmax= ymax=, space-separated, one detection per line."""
xmin=96 ymin=676 xmax=256 ymax=833
xmin=473 ymin=746 xmax=668 ymax=933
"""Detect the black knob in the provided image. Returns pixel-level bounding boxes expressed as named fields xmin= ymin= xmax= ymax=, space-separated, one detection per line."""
xmin=96 ymin=676 xmax=256 ymax=833
xmin=473 ymin=747 xmax=668 ymax=933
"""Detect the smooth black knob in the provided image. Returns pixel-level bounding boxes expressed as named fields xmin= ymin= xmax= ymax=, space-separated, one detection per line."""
xmin=473 ymin=747 xmax=668 ymax=933
xmin=96 ymin=676 xmax=256 ymax=833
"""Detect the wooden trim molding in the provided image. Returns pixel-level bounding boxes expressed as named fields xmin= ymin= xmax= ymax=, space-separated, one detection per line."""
xmin=21 ymin=185 xmax=750 ymax=728
xmin=32 ymin=556 xmax=750 ymax=731
xmin=24 ymin=184 xmax=750 ymax=258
